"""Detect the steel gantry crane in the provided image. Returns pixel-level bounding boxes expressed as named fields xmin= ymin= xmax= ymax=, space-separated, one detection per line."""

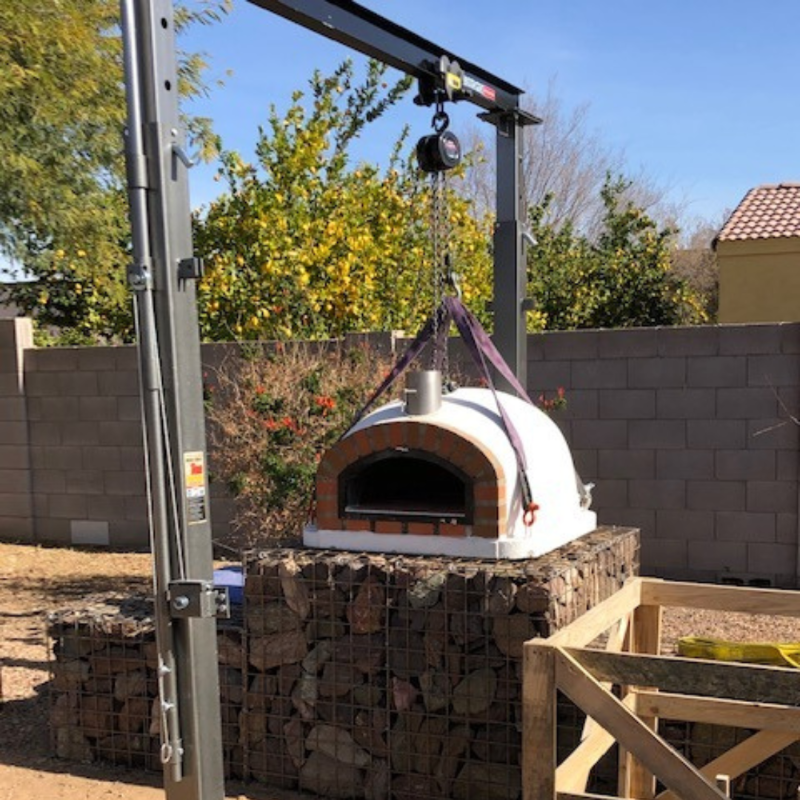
xmin=119 ymin=2 xmax=539 ymax=798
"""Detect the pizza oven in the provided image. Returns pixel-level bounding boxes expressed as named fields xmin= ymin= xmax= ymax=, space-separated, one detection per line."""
xmin=304 ymin=372 xmax=596 ymax=559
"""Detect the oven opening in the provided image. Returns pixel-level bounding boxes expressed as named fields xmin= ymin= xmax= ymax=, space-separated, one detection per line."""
xmin=340 ymin=451 xmax=472 ymax=523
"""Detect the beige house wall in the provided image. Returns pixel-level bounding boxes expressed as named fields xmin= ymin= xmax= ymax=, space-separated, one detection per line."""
xmin=718 ymin=236 xmax=800 ymax=323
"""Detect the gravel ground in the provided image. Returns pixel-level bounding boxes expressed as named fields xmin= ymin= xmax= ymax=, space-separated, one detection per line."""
xmin=2 ymin=540 xmax=800 ymax=799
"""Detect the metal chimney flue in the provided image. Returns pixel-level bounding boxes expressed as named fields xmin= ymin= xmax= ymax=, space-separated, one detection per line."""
xmin=404 ymin=370 xmax=442 ymax=416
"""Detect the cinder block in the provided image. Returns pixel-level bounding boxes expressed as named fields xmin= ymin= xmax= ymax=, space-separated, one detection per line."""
xmin=28 ymin=349 xmax=79 ymax=372
xmin=58 ymin=371 xmax=99 ymax=397
xmin=114 ymin=347 xmax=138 ymax=371
xmin=83 ymin=446 xmax=121 ymax=472
xmin=32 ymin=492 xmax=48 ymax=518
xmin=686 ymin=480 xmax=745 ymax=511
xmin=109 ymin=520 xmax=149 ymax=550
xmin=657 ymin=509 xmax=715 ymax=541
xmin=715 ymin=450 xmax=776 ymax=481
xmin=558 ymin=389 xmax=598 ymax=420
xmin=641 ymin=538 xmax=688 ymax=571
xmin=40 ymin=396 xmax=80 ymax=422
xmin=66 ymin=470 xmax=105 ymax=496
xmin=719 ymin=324 xmax=782 ymax=356
xmin=628 ymin=357 xmax=686 ymax=388
xmin=597 ymin=507 xmax=655 ymax=536
xmin=687 ymin=356 xmax=745 ymax=388
xmin=571 ymin=359 xmax=627 ymax=389
xmin=87 ymin=494 xmax=127 ymax=522
xmin=776 ymin=513 xmax=797 ymax=544
xmin=0 ymin=397 xmax=26 ymax=421
xmin=527 ymin=361 xmax=571 ymax=392
xmin=124 ymin=495 xmax=149 ymax=521
xmin=780 ymin=324 xmax=800 ymax=354
xmin=572 ymin=449 xmax=597 ymax=479
xmin=0 ymin=445 xmax=30 ymax=470
xmin=32 ymin=470 xmax=66 ymax=494
xmin=0 ymin=422 xmax=31 ymax=446
xmin=0 ymin=374 xmax=21 ymax=397
xmin=717 ymin=388 xmax=779 ymax=419
xmin=77 ymin=348 xmax=117 ymax=371
xmin=747 ymin=481 xmax=797 ymax=513
xmin=657 ymin=450 xmax=714 ymax=480
xmin=598 ymin=449 xmax=655 ymax=479
xmin=0 ymin=516 xmax=34 ymax=542
xmin=716 ymin=511 xmax=776 ymax=543
xmin=61 ymin=422 xmax=101 ymax=447
xmin=597 ymin=328 xmax=658 ymax=358
xmin=0 ymin=492 xmax=33 ymax=517
xmin=687 ymin=539 xmax=746 ymax=573
xmin=98 ymin=370 xmax=140 ymax=397
xmin=747 ymin=418 xmax=799 ymax=450
xmin=118 ymin=446 xmax=145 ymax=471
xmin=104 ymin=471 xmax=146 ymax=496
xmin=591 ymin=479 xmax=628 ymax=508
xmin=599 ymin=389 xmax=655 ymax=420
xmin=541 ymin=330 xmax=598 ymax=361
xmin=777 ymin=451 xmax=798 ymax=480
xmin=99 ymin=421 xmax=145 ymax=447
xmin=31 ymin=518 xmax=71 ymax=545
xmin=0 ymin=469 xmax=31 ymax=494
xmin=747 ymin=542 xmax=798 ymax=577
xmin=747 ymin=355 xmax=800 ymax=388
xmin=656 ymin=388 xmax=715 ymax=419
xmin=117 ymin=396 xmax=142 ymax=422
xmin=79 ymin=396 xmax=118 ymax=422
xmin=658 ymin=327 xmax=719 ymax=357
xmin=629 ymin=420 xmax=685 ymax=450
xmin=629 ymin=479 xmax=686 ymax=509
xmin=687 ymin=420 xmax=746 ymax=450
xmin=48 ymin=494 xmax=88 ymax=519
xmin=572 ymin=420 xmax=627 ymax=450
xmin=24 ymin=371 xmax=61 ymax=398
xmin=29 ymin=445 xmax=81 ymax=471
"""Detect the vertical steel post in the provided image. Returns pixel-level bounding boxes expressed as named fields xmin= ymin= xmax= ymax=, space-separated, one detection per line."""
xmin=120 ymin=2 xmax=225 ymax=799
xmin=493 ymin=112 xmax=528 ymax=390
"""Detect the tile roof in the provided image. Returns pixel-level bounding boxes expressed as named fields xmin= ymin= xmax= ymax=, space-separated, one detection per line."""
xmin=716 ymin=182 xmax=800 ymax=243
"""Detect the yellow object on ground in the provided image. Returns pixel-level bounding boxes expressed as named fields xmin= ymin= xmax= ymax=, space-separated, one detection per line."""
xmin=678 ymin=636 xmax=800 ymax=668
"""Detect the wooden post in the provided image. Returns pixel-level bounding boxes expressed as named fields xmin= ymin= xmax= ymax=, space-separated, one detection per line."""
xmin=619 ymin=603 xmax=662 ymax=799
xmin=523 ymin=641 xmax=557 ymax=799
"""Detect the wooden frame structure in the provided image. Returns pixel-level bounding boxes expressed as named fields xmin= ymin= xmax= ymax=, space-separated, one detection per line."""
xmin=523 ymin=577 xmax=800 ymax=799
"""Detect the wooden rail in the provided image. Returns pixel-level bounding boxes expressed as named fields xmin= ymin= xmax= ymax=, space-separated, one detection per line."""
xmin=522 ymin=577 xmax=800 ymax=799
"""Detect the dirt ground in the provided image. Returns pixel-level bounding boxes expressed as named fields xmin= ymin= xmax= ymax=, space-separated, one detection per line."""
xmin=2 ymin=540 xmax=800 ymax=800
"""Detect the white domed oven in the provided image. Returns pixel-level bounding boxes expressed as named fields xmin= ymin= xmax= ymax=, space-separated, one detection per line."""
xmin=304 ymin=375 xmax=596 ymax=559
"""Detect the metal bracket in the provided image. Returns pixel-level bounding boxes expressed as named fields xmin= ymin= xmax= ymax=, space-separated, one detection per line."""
xmin=127 ymin=258 xmax=153 ymax=291
xmin=178 ymin=256 xmax=204 ymax=281
xmin=168 ymin=581 xmax=231 ymax=620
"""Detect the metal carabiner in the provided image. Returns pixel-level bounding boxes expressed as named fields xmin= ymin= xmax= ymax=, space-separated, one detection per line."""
xmin=432 ymin=109 xmax=450 ymax=134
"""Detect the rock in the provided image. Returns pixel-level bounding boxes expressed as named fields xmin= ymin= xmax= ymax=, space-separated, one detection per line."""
xmin=280 ymin=557 xmax=311 ymax=619
xmin=291 ymin=673 xmax=318 ymax=720
xmin=247 ymin=673 xmax=278 ymax=708
xmin=118 ymin=696 xmax=150 ymax=733
xmin=55 ymin=632 xmax=96 ymax=659
xmin=515 ymin=582 xmax=549 ymax=614
xmin=391 ymin=677 xmax=417 ymax=712
xmin=388 ymin=629 xmax=426 ymax=679
xmin=114 ymin=669 xmax=147 ymax=702
xmin=217 ymin=631 xmax=244 ymax=667
xmin=411 ymin=717 xmax=447 ymax=774
xmin=306 ymin=724 xmax=371 ymax=767
xmin=283 ymin=717 xmax=305 ymax=768
xmin=306 ymin=618 xmax=347 ymax=640
xmin=392 ymin=774 xmax=442 ymax=800
xmin=218 ymin=666 xmax=244 ymax=705
xmin=363 ymin=758 xmax=390 ymax=800
xmin=303 ymin=641 xmax=333 ymax=673
xmin=90 ymin=646 xmax=144 ymax=676
xmin=55 ymin=726 xmax=94 ymax=762
xmin=277 ymin=663 xmax=302 ymax=695
xmin=347 ymin=577 xmax=385 ymax=634
xmin=310 ymin=586 xmax=348 ymax=619
xmin=248 ymin=602 xmax=302 ymax=636
xmin=492 ymin=615 xmax=537 ymax=659
xmin=449 ymin=610 xmax=485 ymax=647
xmin=52 ymin=659 xmax=90 ymax=690
xmin=299 ymin=750 xmax=362 ymax=798
xmin=335 ymin=634 xmax=385 ymax=675
xmin=420 ymin=670 xmax=450 ymax=712
xmin=453 ymin=762 xmax=521 ymax=800
xmin=408 ymin=573 xmax=446 ymax=609
xmin=79 ymin=695 xmax=115 ymax=737
xmin=472 ymin=723 xmax=521 ymax=764
xmin=51 ymin=692 xmax=78 ymax=727
xmin=353 ymin=709 xmax=390 ymax=758
xmin=352 ymin=683 xmax=383 ymax=708
xmin=249 ymin=736 xmax=298 ymax=789
xmin=487 ymin=577 xmax=516 ymax=615
xmin=319 ymin=661 xmax=362 ymax=697
xmin=452 ymin=668 xmax=497 ymax=716
xmin=434 ymin=724 xmax=471 ymax=787
xmin=249 ymin=630 xmax=307 ymax=671
xmin=149 ymin=697 xmax=161 ymax=736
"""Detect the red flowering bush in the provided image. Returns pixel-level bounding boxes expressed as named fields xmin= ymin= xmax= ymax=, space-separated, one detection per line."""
xmin=537 ymin=386 xmax=567 ymax=413
xmin=205 ymin=341 xmax=396 ymax=548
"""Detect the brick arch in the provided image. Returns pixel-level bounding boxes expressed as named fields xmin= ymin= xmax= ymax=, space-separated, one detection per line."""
xmin=315 ymin=420 xmax=507 ymax=539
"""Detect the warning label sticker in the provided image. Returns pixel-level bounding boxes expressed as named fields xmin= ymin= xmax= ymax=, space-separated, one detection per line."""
xmin=183 ymin=451 xmax=207 ymax=524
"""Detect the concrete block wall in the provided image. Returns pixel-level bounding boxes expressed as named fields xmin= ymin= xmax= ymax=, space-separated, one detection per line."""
xmin=3 ymin=318 xmax=800 ymax=587
xmin=528 ymin=323 xmax=800 ymax=586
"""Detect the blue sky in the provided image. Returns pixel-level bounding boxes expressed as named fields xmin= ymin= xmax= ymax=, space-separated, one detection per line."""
xmin=181 ymin=0 xmax=799 ymax=228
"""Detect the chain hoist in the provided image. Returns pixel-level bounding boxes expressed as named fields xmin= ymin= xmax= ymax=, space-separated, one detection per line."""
xmin=417 ymin=98 xmax=462 ymax=378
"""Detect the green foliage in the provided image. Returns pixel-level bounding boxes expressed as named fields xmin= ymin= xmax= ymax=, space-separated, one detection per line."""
xmin=528 ymin=176 xmax=707 ymax=330
xmin=0 ymin=0 xmax=229 ymax=343
xmin=194 ymin=59 xmax=494 ymax=341
xmin=205 ymin=341 xmax=396 ymax=547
